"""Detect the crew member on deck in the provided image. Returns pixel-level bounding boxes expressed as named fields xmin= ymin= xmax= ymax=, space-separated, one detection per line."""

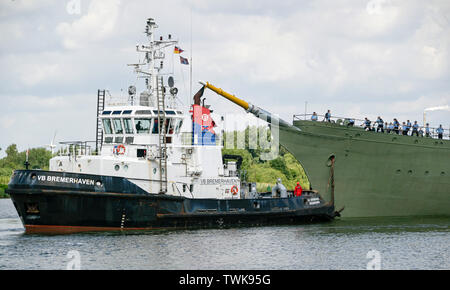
xmin=393 ymin=118 xmax=400 ymax=134
xmin=347 ymin=118 xmax=355 ymax=127
xmin=412 ymin=121 xmax=419 ymax=137
xmin=311 ymin=112 xmax=318 ymax=121
xmin=363 ymin=118 xmax=371 ymax=131
xmin=387 ymin=122 xmax=394 ymax=133
xmin=323 ymin=110 xmax=331 ymax=122
xmin=437 ymin=125 xmax=444 ymax=139
xmin=294 ymin=182 xmax=303 ymax=197
xmin=402 ymin=122 xmax=408 ymax=136
xmin=376 ymin=116 xmax=384 ymax=133
xmin=406 ymin=120 xmax=412 ymax=135
xmin=425 ymin=123 xmax=431 ymax=137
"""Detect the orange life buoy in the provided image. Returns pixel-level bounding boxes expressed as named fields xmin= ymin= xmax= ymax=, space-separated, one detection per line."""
xmin=115 ymin=144 xmax=126 ymax=155
xmin=231 ymin=185 xmax=239 ymax=195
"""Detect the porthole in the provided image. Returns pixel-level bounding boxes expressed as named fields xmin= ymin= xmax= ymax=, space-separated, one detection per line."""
xmin=153 ymin=168 xmax=157 ymax=174
xmin=114 ymin=164 xmax=120 ymax=171
xmin=123 ymin=165 xmax=129 ymax=171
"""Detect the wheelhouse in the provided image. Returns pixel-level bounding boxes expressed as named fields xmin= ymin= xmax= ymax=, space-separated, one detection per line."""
xmin=100 ymin=107 xmax=185 ymax=145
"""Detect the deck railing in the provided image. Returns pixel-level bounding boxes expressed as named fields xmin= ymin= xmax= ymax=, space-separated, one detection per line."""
xmin=57 ymin=141 xmax=99 ymax=157
xmin=293 ymin=114 xmax=450 ymax=140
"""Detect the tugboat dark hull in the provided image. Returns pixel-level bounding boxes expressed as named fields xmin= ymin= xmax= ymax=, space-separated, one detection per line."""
xmin=7 ymin=170 xmax=336 ymax=234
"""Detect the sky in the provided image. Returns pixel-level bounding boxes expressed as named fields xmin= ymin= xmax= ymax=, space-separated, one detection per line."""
xmin=1 ymin=0 xmax=449 ymax=156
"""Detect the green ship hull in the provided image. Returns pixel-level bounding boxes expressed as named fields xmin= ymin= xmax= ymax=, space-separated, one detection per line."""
xmin=280 ymin=120 xmax=450 ymax=218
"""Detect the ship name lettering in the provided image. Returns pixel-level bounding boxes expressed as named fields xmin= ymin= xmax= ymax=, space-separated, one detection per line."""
xmin=40 ymin=175 xmax=95 ymax=186
xmin=200 ymin=178 xmax=239 ymax=185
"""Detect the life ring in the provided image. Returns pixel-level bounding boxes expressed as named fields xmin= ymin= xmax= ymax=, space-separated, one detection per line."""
xmin=231 ymin=185 xmax=239 ymax=195
xmin=115 ymin=144 xmax=126 ymax=155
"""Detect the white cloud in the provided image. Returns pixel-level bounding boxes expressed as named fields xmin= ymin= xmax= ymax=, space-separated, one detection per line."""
xmin=0 ymin=0 xmax=55 ymax=16
xmin=56 ymin=0 xmax=121 ymax=49
xmin=1 ymin=0 xmax=450 ymax=155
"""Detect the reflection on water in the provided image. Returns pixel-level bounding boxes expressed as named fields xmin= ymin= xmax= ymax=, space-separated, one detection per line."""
xmin=0 ymin=199 xmax=448 ymax=270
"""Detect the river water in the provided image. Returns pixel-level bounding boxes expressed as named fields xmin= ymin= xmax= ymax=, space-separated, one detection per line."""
xmin=0 ymin=198 xmax=448 ymax=270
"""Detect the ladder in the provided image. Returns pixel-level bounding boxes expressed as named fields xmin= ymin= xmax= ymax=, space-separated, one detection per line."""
xmin=96 ymin=89 xmax=106 ymax=154
xmin=156 ymin=76 xmax=168 ymax=194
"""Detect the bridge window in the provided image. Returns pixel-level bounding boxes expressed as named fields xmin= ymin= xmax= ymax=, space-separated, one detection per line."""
xmin=167 ymin=119 xmax=174 ymax=134
xmin=136 ymin=110 xmax=152 ymax=115
xmin=152 ymin=118 xmax=159 ymax=134
xmin=162 ymin=118 xmax=171 ymax=134
xmin=112 ymin=119 xmax=123 ymax=134
xmin=123 ymin=118 xmax=134 ymax=134
xmin=175 ymin=119 xmax=183 ymax=134
xmin=135 ymin=118 xmax=151 ymax=134
xmin=102 ymin=119 xmax=113 ymax=135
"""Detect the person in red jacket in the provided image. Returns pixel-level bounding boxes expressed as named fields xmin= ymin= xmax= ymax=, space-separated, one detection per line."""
xmin=294 ymin=182 xmax=303 ymax=197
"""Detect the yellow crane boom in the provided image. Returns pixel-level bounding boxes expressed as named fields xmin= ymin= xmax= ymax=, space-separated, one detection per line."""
xmin=199 ymin=81 xmax=300 ymax=131
xmin=200 ymin=81 xmax=250 ymax=110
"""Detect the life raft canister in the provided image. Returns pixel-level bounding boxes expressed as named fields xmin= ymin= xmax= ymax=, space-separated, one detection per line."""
xmin=231 ymin=185 xmax=239 ymax=195
xmin=115 ymin=144 xmax=126 ymax=155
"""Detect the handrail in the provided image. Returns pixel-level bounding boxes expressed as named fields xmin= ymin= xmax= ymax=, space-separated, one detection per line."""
xmin=294 ymin=114 xmax=450 ymax=140
xmin=57 ymin=141 xmax=98 ymax=156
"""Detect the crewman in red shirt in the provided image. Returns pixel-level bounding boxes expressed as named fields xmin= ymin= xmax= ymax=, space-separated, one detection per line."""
xmin=294 ymin=182 xmax=303 ymax=197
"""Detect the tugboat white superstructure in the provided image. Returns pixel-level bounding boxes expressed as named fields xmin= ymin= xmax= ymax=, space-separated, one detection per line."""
xmin=51 ymin=18 xmax=240 ymax=200
xmin=7 ymin=19 xmax=337 ymax=234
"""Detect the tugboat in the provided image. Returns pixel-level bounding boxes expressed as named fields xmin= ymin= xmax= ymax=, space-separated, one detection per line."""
xmin=7 ymin=18 xmax=338 ymax=234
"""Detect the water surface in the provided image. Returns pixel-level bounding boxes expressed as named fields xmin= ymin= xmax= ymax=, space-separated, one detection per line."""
xmin=0 ymin=198 xmax=448 ymax=270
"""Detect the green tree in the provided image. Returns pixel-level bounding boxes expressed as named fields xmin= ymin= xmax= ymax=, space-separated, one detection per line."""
xmin=0 ymin=144 xmax=53 ymax=198
xmin=221 ymin=127 xmax=310 ymax=190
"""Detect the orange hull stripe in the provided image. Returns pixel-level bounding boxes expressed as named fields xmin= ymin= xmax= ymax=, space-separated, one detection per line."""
xmin=24 ymin=224 xmax=163 ymax=234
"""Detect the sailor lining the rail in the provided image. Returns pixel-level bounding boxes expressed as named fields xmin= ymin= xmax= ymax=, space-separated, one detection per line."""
xmin=323 ymin=110 xmax=331 ymax=122
xmin=363 ymin=118 xmax=372 ymax=131
xmin=425 ymin=123 xmax=431 ymax=137
xmin=412 ymin=121 xmax=419 ymax=137
xmin=437 ymin=125 xmax=444 ymax=139
xmin=376 ymin=117 xmax=384 ymax=133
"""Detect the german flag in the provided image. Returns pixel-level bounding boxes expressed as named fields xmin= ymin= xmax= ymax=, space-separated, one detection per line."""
xmin=174 ymin=46 xmax=184 ymax=54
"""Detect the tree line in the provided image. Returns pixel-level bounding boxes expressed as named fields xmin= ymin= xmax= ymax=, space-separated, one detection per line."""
xmin=0 ymin=144 xmax=52 ymax=197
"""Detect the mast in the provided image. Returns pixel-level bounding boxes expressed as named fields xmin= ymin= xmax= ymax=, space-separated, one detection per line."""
xmin=130 ymin=18 xmax=179 ymax=193
xmin=131 ymin=18 xmax=178 ymax=108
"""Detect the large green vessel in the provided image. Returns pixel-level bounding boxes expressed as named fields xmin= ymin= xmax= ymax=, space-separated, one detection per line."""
xmin=202 ymin=82 xmax=450 ymax=218
xmin=282 ymin=119 xmax=450 ymax=217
